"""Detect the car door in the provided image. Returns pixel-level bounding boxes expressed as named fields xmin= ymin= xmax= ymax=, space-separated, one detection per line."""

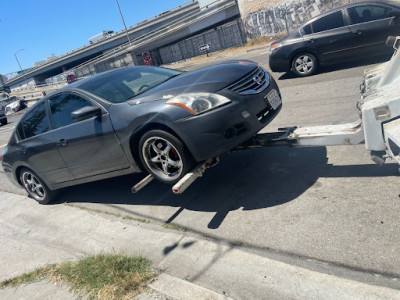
xmin=303 ymin=10 xmax=354 ymax=64
xmin=346 ymin=4 xmax=399 ymax=56
xmin=48 ymin=92 xmax=130 ymax=179
xmin=16 ymin=101 xmax=73 ymax=185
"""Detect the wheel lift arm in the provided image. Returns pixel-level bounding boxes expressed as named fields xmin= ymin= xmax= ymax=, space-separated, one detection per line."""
xmin=132 ymin=119 xmax=365 ymax=195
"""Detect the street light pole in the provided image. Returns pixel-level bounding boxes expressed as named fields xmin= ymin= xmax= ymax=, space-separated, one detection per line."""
xmin=115 ymin=0 xmax=132 ymax=45
xmin=14 ymin=49 xmax=28 ymax=87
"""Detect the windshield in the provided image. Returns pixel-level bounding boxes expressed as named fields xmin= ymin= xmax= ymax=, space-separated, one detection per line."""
xmin=79 ymin=66 xmax=182 ymax=103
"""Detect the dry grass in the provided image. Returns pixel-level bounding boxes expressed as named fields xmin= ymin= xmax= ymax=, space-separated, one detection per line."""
xmin=162 ymin=223 xmax=187 ymax=232
xmin=0 ymin=254 xmax=155 ymax=300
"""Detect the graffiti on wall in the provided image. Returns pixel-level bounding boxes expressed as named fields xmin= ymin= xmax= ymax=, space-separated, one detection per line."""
xmin=241 ymin=0 xmax=347 ymax=39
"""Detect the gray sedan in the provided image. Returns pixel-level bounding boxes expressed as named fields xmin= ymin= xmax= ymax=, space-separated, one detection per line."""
xmin=1 ymin=62 xmax=282 ymax=204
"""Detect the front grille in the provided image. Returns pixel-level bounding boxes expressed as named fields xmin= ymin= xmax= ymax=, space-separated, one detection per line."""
xmin=228 ymin=67 xmax=269 ymax=95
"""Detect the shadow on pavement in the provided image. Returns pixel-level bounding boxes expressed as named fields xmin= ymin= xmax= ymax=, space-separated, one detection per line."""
xmin=54 ymin=146 xmax=398 ymax=229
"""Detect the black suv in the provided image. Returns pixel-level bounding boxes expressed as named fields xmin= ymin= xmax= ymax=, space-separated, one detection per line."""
xmin=269 ymin=1 xmax=400 ymax=76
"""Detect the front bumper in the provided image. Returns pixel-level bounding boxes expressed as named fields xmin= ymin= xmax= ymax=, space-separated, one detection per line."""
xmin=170 ymin=76 xmax=282 ymax=162
xmin=269 ymin=51 xmax=291 ymax=73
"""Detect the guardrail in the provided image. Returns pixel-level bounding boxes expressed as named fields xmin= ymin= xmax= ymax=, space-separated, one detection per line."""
xmin=11 ymin=81 xmax=67 ymax=94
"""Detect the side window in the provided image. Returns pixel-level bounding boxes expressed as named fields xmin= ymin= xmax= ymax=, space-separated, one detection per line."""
xmin=312 ymin=11 xmax=345 ymax=33
xmin=22 ymin=102 xmax=50 ymax=139
xmin=301 ymin=24 xmax=312 ymax=35
xmin=49 ymin=93 xmax=93 ymax=129
xmin=348 ymin=5 xmax=392 ymax=24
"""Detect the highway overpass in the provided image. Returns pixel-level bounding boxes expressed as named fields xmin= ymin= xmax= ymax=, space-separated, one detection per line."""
xmin=5 ymin=0 xmax=242 ymax=90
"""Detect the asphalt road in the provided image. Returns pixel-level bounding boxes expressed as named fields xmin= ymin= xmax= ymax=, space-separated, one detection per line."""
xmin=1 ymin=50 xmax=400 ymax=287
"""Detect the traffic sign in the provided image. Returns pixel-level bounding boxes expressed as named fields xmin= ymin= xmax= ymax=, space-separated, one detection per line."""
xmin=67 ymin=74 xmax=78 ymax=84
xmin=142 ymin=51 xmax=153 ymax=66
xmin=199 ymin=44 xmax=211 ymax=52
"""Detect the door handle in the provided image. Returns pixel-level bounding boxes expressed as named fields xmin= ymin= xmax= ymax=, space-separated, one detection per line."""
xmin=56 ymin=139 xmax=67 ymax=146
xmin=307 ymin=38 xmax=315 ymax=43
xmin=353 ymin=30 xmax=362 ymax=35
xmin=19 ymin=147 xmax=27 ymax=154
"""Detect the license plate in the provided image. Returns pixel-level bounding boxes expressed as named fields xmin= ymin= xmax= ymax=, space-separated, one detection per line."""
xmin=265 ymin=89 xmax=281 ymax=110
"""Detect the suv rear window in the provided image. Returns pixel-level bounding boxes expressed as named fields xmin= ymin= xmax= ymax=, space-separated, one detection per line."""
xmin=312 ymin=11 xmax=345 ymax=33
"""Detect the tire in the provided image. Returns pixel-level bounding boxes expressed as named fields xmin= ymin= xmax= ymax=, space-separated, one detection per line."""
xmin=19 ymin=167 xmax=55 ymax=204
xmin=291 ymin=53 xmax=318 ymax=77
xmin=138 ymin=130 xmax=194 ymax=184
xmin=1 ymin=119 xmax=6 ymax=126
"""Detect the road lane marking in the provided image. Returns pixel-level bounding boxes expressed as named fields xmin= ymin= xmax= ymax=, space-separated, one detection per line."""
xmin=0 ymin=143 xmax=7 ymax=148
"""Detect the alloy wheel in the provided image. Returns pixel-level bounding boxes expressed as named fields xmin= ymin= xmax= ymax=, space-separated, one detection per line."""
xmin=294 ymin=55 xmax=314 ymax=75
xmin=21 ymin=171 xmax=45 ymax=201
xmin=142 ymin=136 xmax=183 ymax=181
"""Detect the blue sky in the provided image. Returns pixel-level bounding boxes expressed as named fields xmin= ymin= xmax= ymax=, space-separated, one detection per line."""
xmin=0 ymin=0 xmax=189 ymax=76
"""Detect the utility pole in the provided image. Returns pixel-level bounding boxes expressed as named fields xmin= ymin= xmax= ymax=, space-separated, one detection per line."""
xmin=14 ymin=49 xmax=28 ymax=87
xmin=115 ymin=0 xmax=132 ymax=45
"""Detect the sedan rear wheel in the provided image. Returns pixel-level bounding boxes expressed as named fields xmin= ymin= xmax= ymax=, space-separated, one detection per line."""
xmin=292 ymin=53 xmax=317 ymax=77
xmin=20 ymin=168 xmax=54 ymax=204
xmin=139 ymin=130 xmax=194 ymax=184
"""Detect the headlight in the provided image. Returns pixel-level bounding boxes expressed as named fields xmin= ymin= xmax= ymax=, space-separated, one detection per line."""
xmin=166 ymin=93 xmax=231 ymax=115
xmin=270 ymin=42 xmax=282 ymax=54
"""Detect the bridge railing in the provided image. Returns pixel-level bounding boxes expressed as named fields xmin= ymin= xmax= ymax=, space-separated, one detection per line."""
xmin=11 ymin=81 xmax=67 ymax=94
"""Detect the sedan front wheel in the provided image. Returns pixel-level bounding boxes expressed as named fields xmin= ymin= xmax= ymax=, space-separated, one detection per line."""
xmin=139 ymin=130 xmax=194 ymax=184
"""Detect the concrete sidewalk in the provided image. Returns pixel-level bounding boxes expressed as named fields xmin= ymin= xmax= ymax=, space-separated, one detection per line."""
xmin=0 ymin=191 xmax=399 ymax=299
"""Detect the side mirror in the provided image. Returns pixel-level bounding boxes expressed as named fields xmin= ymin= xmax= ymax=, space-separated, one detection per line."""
xmin=72 ymin=106 xmax=102 ymax=122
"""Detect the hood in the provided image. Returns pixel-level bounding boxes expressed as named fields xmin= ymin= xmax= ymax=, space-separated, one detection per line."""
xmin=128 ymin=60 xmax=258 ymax=105
xmin=7 ymin=101 xmax=20 ymax=109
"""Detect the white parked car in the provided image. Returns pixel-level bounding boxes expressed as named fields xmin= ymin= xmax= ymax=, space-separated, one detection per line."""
xmin=0 ymin=96 xmax=27 ymax=115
